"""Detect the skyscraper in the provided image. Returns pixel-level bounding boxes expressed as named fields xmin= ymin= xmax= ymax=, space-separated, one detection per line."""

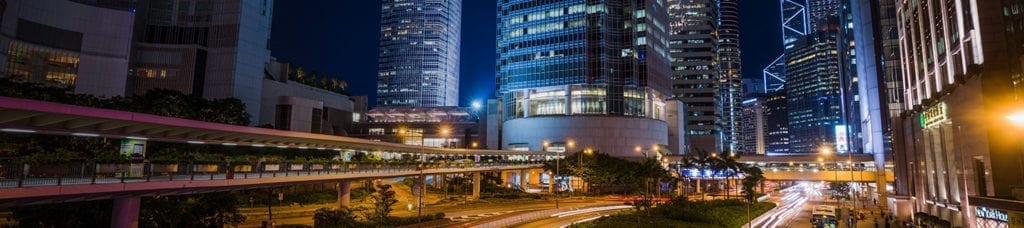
xmin=762 ymin=54 xmax=786 ymax=93
xmin=807 ymin=0 xmax=839 ymax=29
xmin=377 ymin=0 xmax=461 ymax=107
xmin=669 ymin=0 xmax=720 ymax=153
xmin=130 ymin=0 xmax=274 ymax=123
xmin=780 ymin=0 xmax=809 ymax=49
xmin=784 ymin=30 xmax=841 ymax=154
xmin=739 ymin=96 xmax=766 ymax=155
xmin=718 ymin=0 xmax=742 ymax=153
xmin=764 ymin=92 xmax=788 ymax=154
xmin=496 ymin=0 xmax=677 ymax=158
xmin=892 ymin=0 xmax=1024 ymax=224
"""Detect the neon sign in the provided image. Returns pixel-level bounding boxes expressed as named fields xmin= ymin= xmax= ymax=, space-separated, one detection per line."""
xmin=975 ymin=207 xmax=1009 ymax=222
xmin=920 ymin=103 xmax=947 ymax=128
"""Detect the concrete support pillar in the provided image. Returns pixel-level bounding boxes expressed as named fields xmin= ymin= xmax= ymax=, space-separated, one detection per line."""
xmin=111 ymin=197 xmax=140 ymax=228
xmin=471 ymin=172 xmax=481 ymax=200
xmin=500 ymin=171 xmax=511 ymax=186
xmin=528 ymin=169 xmax=541 ymax=187
xmin=519 ymin=170 xmax=528 ymax=191
xmin=338 ymin=180 xmax=352 ymax=208
xmin=548 ymin=173 xmax=555 ymax=193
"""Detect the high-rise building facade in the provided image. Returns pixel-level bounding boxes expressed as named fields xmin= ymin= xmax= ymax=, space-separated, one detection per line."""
xmin=784 ymin=30 xmax=841 ymax=154
xmin=496 ymin=0 xmax=678 ymax=158
xmin=668 ymin=0 xmax=720 ymax=153
xmin=807 ymin=0 xmax=839 ymax=29
xmin=377 ymin=0 xmax=461 ymax=107
xmin=718 ymin=0 xmax=742 ymax=153
xmin=762 ymin=54 xmax=786 ymax=93
xmin=891 ymin=0 xmax=1024 ymax=226
xmin=780 ymin=0 xmax=810 ymax=49
xmin=849 ymin=0 xmax=904 ymax=215
xmin=0 ymin=0 xmax=135 ymax=97
xmin=130 ymin=0 xmax=274 ymax=123
xmin=738 ymin=96 xmax=766 ymax=155
xmin=836 ymin=1 xmax=860 ymax=155
xmin=764 ymin=92 xmax=788 ymax=154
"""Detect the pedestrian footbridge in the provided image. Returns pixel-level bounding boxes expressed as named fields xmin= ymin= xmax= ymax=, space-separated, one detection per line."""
xmin=0 ymin=96 xmax=556 ymax=226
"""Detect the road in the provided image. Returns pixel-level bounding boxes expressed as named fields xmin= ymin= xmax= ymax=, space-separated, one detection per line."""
xmin=748 ymin=182 xmax=899 ymax=228
xmin=510 ymin=205 xmax=632 ymax=228
xmin=746 ymin=182 xmax=820 ymax=228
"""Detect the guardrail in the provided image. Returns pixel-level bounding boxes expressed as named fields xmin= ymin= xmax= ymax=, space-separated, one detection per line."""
xmin=0 ymin=158 xmax=544 ymax=189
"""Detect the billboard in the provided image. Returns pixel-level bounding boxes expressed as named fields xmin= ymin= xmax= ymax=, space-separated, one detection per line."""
xmin=835 ymin=125 xmax=848 ymax=153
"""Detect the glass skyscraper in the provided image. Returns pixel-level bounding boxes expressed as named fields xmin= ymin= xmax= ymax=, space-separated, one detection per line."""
xmin=718 ymin=0 xmax=742 ymax=153
xmin=784 ymin=30 xmax=841 ymax=154
xmin=669 ymin=0 xmax=720 ymax=153
xmin=496 ymin=0 xmax=675 ymax=157
xmin=377 ymin=0 xmax=461 ymax=107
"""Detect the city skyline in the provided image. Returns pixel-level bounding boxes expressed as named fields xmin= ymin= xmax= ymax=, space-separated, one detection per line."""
xmin=269 ymin=0 xmax=783 ymax=108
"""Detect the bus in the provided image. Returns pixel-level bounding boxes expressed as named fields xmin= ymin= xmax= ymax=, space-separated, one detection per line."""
xmin=811 ymin=205 xmax=838 ymax=228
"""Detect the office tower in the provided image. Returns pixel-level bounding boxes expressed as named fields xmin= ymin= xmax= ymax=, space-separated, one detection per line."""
xmin=784 ymin=30 xmax=841 ymax=154
xmin=669 ymin=0 xmax=720 ymax=153
xmin=807 ymin=0 xmax=839 ymax=29
xmin=762 ymin=54 xmax=786 ymax=93
xmin=376 ymin=0 xmax=461 ymax=107
xmin=836 ymin=1 xmax=859 ymax=154
xmin=892 ymin=0 xmax=1024 ymax=225
xmin=130 ymin=0 xmax=274 ymax=123
xmin=0 ymin=0 xmax=135 ymax=97
xmin=780 ymin=0 xmax=810 ymax=49
xmin=739 ymin=96 xmax=766 ymax=155
xmin=764 ymin=92 xmax=788 ymax=154
xmin=497 ymin=0 xmax=678 ymax=158
xmin=850 ymin=0 xmax=904 ymax=159
xmin=849 ymin=0 xmax=903 ymax=215
xmin=718 ymin=0 xmax=742 ymax=153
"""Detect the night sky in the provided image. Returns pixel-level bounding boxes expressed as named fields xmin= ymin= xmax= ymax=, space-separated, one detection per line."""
xmin=270 ymin=0 xmax=782 ymax=107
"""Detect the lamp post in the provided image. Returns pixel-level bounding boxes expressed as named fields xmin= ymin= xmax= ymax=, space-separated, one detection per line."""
xmin=822 ymin=147 xmax=841 ymax=209
xmin=416 ymin=165 xmax=424 ymax=227
xmin=544 ymin=141 xmax=558 ymax=209
xmin=566 ymin=140 xmax=575 ymax=196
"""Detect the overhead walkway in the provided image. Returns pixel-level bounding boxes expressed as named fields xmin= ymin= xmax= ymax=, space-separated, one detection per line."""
xmin=0 ymin=96 xmax=556 ymax=226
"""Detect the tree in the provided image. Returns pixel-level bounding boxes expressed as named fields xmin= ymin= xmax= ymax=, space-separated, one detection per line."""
xmin=680 ymin=148 xmax=717 ymax=199
xmin=740 ymin=164 xmax=765 ymax=203
xmin=139 ymin=192 xmax=246 ymax=227
xmin=313 ymin=207 xmax=362 ymax=228
xmin=363 ymin=184 xmax=399 ymax=225
xmin=829 ymin=182 xmax=851 ymax=200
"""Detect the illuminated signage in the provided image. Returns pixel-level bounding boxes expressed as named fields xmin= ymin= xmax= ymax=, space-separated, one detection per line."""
xmin=920 ymin=103 xmax=948 ymax=128
xmin=835 ymin=125 xmax=848 ymax=153
xmin=976 ymin=207 xmax=1009 ymax=222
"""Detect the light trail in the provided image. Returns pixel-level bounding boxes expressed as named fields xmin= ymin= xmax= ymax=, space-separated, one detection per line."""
xmin=550 ymin=205 xmax=633 ymax=218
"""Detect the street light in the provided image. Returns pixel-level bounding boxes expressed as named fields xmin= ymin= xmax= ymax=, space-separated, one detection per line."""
xmin=821 ymin=147 xmax=841 ymax=209
xmin=544 ymin=140 xmax=559 ymax=208
xmin=440 ymin=128 xmax=451 ymax=148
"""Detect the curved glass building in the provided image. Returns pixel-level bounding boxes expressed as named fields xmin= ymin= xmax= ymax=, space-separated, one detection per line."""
xmin=496 ymin=0 xmax=674 ymax=158
xmin=377 ymin=0 xmax=461 ymax=107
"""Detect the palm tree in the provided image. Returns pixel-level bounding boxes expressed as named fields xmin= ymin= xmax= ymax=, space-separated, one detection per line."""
xmin=719 ymin=152 xmax=742 ymax=198
xmin=680 ymin=148 xmax=716 ymax=200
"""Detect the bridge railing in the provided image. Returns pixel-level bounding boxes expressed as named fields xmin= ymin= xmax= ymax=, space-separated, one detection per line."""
xmin=0 ymin=158 xmax=544 ymax=189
